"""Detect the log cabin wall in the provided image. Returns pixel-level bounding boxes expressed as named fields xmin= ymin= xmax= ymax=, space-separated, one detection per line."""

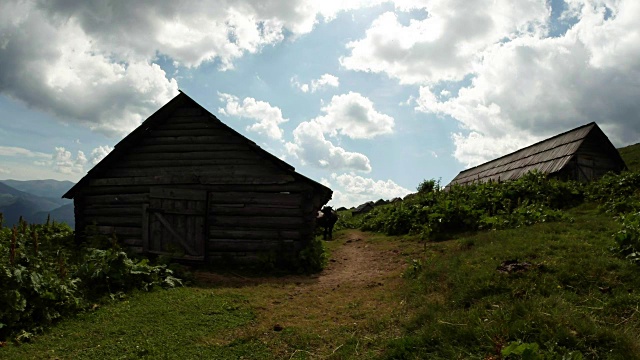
xmin=70 ymin=94 xmax=332 ymax=263
xmin=572 ymin=131 xmax=626 ymax=180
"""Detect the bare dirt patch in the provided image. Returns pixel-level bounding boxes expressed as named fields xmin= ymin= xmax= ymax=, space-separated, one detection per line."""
xmin=195 ymin=229 xmax=423 ymax=358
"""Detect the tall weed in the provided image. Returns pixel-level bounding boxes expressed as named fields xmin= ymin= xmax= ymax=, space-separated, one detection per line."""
xmin=0 ymin=219 xmax=181 ymax=341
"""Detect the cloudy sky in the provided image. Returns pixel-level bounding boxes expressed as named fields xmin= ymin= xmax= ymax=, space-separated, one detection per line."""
xmin=1 ymin=0 xmax=639 ymax=207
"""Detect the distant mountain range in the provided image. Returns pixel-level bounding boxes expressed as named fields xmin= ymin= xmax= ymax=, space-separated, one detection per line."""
xmin=0 ymin=180 xmax=75 ymax=228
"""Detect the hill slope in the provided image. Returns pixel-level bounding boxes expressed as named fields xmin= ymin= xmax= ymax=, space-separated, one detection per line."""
xmin=0 ymin=179 xmax=74 ymax=202
xmin=619 ymin=142 xmax=640 ymax=171
xmin=32 ymin=203 xmax=75 ymax=227
xmin=0 ymin=182 xmax=72 ymax=227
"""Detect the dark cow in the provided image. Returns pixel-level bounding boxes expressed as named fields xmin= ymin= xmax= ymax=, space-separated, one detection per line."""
xmin=316 ymin=206 xmax=338 ymax=240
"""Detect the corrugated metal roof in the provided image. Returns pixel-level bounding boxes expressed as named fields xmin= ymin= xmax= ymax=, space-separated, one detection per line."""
xmin=448 ymin=123 xmax=597 ymax=186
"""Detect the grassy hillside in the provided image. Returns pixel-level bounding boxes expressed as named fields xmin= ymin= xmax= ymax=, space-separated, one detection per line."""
xmin=619 ymin=142 xmax=640 ymax=172
xmin=2 ymin=207 xmax=639 ymax=359
xmin=383 ymin=206 xmax=640 ymax=359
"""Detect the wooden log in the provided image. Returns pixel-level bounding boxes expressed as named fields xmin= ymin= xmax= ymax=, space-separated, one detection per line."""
xmin=208 ymin=192 xmax=302 ymax=205
xmin=112 ymin=159 xmax=258 ymax=169
xmin=209 ymin=205 xmax=303 ymax=217
xmin=85 ymin=216 xmax=141 ymax=227
xmin=105 ymin=165 xmax=282 ymax=178
xmin=84 ymin=206 xmax=142 ymax=216
xmin=209 ymin=228 xmax=301 ymax=240
xmin=134 ymin=144 xmax=247 ymax=153
xmin=150 ymin=188 xmax=206 ymax=201
xmin=148 ymin=208 xmax=205 ymax=216
xmin=210 ymin=215 xmax=305 ymax=228
xmin=79 ymin=185 xmax=150 ymax=196
xmin=90 ymin=226 xmax=142 ymax=237
xmin=80 ymin=180 xmax=312 ymax=195
xmin=84 ymin=216 xmax=142 ymax=227
xmin=140 ymin=136 xmax=246 ymax=145
xmin=89 ymin=175 xmax=295 ymax=187
xmin=83 ymin=193 xmax=148 ymax=205
xmin=154 ymin=122 xmax=214 ymax=130
xmin=171 ymin=107 xmax=203 ymax=117
xmin=123 ymin=151 xmax=262 ymax=161
xmin=207 ymin=239 xmax=293 ymax=252
xmin=148 ymin=129 xmax=222 ymax=137
xmin=161 ymin=115 xmax=210 ymax=125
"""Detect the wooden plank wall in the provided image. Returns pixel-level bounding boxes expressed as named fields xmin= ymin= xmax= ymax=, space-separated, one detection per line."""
xmin=76 ymin=104 xmax=322 ymax=260
xmin=575 ymin=135 xmax=624 ymax=179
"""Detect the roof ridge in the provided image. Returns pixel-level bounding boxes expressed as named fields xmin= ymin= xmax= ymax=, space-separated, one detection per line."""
xmin=458 ymin=122 xmax=596 ymax=174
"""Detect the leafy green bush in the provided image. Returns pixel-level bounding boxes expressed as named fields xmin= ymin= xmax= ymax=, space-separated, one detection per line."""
xmin=0 ymin=219 xmax=181 ymax=341
xmin=297 ymin=237 xmax=328 ymax=273
xmin=587 ymin=171 xmax=640 ymax=215
xmin=354 ymin=171 xmax=581 ymax=240
xmin=612 ymin=212 xmax=640 ymax=264
xmin=480 ymin=202 xmax=572 ymax=230
xmin=75 ymin=248 xmax=181 ymax=297
xmin=417 ymin=178 xmax=440 ymax=193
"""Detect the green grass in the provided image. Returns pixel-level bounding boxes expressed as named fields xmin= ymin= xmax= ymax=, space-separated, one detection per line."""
xmin=383 ymin=205 xmax=640 ymax=359
xmin=620 ymin=143 xmax=640 ymax=172
xmin=0 ymin=288 xmax=268 ymax=359
xmin=2 ymin=205 xmax=639 ymax=359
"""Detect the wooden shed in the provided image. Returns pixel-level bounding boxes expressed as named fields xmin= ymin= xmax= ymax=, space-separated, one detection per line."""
xmin=448 ymin=122 xmax=627 ymax=187
xmin=63 ymin=91 xmax=332 ymax=264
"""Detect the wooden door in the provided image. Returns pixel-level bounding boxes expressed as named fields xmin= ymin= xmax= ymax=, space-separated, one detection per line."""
xmin=143 ymin=188 xmax=206 ymax=260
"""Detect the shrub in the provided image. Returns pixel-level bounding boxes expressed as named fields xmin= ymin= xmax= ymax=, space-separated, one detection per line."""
xmin=613 ymin=212 xmax=640 ymax=264
xmin=297 ymin=237 xmax=328 ymax=273
xmin=0 ymin=218 xmax=181 ymax=341
xmin=417 ymin=178 xmax=440 ymax=193
xmin=354 ymin=171 xmax=580 ymax=240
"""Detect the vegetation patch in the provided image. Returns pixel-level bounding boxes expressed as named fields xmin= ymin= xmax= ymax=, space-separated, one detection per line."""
xmin=0 ymin=288 xmax=263 ymax=359
xmin=0 ymin=218 xmax=181 ymax=342
xmin=382 ymin=209 xmax=640 ymax=359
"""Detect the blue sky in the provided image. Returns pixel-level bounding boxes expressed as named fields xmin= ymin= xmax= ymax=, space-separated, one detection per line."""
xmin=1 ymin=0 xmax=639 ymax=207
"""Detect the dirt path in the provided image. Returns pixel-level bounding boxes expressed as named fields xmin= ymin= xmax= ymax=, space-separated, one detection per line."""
xmin=196 ymin=229 xmax=422 ymax=357
xmin=196 ymin=229 xmax=410 ymax=289
xmin=314 ymin=230 xmax=408 ymax=290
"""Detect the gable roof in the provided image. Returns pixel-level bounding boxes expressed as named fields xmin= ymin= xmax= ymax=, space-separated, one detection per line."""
xmin=448 ymin=122 xmax=627 ymax=186
xmin=63 ymin=91 xmax=331 ymax=199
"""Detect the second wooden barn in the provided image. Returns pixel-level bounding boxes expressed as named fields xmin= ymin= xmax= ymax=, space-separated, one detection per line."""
xmin=448 ymin=122 xmax=627 ymax=187
xmin=63 ymin=91 xmax=332 ymax=264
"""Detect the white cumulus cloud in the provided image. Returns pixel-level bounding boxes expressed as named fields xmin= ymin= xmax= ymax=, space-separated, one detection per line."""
xmin=0 ymin=0 xmax=382 ymax=137
xmin=218 ymin=93 xmax=289 ymax=140
xmin=285 ymin=92 xmax=394 ymax=172
xmin=341 ymin=0 xmax=550 ymax=85
xmin=416 ymin=0 xmax=640 ymax=166
xmin=285 ymin=121 xmax=371 ymax=172
xmin=313 ymin=92 xmax=395 ymax=139
xmin=90 ymin=145 xmax=113 ymax=165
xmin=325 ymin=173 xmax=412 ymax=208
xmin=292 ymin=73 xmax=340 ymax=93
xmin=52 ymin=147 xmax=87 ymax=174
